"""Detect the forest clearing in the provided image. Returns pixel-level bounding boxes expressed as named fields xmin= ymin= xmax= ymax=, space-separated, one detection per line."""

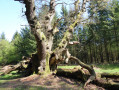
xmin=1 ymin=0 xmax=119 ymax=89
xmin=0 ymin=64 xmax=119 ymax=89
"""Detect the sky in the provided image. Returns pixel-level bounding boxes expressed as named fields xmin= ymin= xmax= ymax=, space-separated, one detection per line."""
xmin=0 ymin=0 xmax=86 ymax=41
xmin=0 ymin=0 xmax=27 ymax=41
xmin=0 ymin=0 xmax=66 ymax=41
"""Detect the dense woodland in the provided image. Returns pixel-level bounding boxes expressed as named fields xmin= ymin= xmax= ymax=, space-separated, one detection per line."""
xmin=0 ymin=0 xmax=119 ymax=65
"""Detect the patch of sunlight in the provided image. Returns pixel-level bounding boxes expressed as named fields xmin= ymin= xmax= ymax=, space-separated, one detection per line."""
xmin=58 ymin=65 xmax=79 ymax=69
xmin=95 ymin=63 xmax=119 ymax=73
xmin=95 ymin=68 xmax=119 ymax=73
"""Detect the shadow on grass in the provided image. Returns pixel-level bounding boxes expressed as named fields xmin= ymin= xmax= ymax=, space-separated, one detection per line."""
xmin=0 ymin=71 xmax=24 ymax=80
xmin=0 ymin=72 xmax=84 ymax=90
xmin=0 ymin=85 xmax=49 ymax=90
xmin=0 ymin=78 xmax=83 ymax=90
xmin=0 ymin=85 xmax=81 ymax=90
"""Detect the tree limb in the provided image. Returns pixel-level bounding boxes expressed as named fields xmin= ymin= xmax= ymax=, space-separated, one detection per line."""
xmin=69 ymin=56 xmax=96 ymax=87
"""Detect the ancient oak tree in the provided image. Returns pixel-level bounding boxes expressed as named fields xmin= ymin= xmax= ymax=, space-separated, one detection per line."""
xmin=13 ymin=0 xmax=96 ymax=83
xmin=15 ymin=0 xmax=95 ymax=78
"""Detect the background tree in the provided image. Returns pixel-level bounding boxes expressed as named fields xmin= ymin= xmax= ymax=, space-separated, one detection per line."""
xmin=11 ymin=27 xmax=36 ymax=60
xmin=0 ymin=32 xmax=6 ymax=40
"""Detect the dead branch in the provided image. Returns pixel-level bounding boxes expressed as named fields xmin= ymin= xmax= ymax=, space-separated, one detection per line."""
xmin=56 ymin=68 xmax=119 ymax=90
xmin=93 ymin=78 xmax=119 ymax=90
xmin=69 ymin=56 xmax=96 ymax=87
xmin=56 ymin=68 xmax=90 ymax=81
xmin=0 ymin=60 xmax=30 ymax=76
xmin=101 ymin=72 xmax=119 ymax=78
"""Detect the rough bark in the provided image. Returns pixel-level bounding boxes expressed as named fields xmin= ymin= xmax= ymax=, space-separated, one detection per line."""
xmin=15 ymin=0 xmax=92 ymax=76
xmin=69 ymin=56 xmax=96 ymax=87
xmin=22 ymin=0 xmax=56 ymax=74
xmin=93 ymin=78 xmax=119 ymax=90
xmin=13 ymin=1 xmax=96 ymax=88
xmin=56 ymin=68 xmax=90 ymax=81
xmin=101 ymin=72 xmax=119 ymax=78
xmin=56 ymin=68 xmax=119 ymax=89
xmin=0 ymin=60 xmax=29 ymax=76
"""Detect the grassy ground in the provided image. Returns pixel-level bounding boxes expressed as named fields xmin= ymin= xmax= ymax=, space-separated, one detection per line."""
xmin=58 ymin=63 xmax=119 ymax=73
xmin=0 ymin=64 xmax=119 ymax=89
xmin=94 ymin=63 xmax=119 ymax=73
xmin=0 ymin=70 xmax=21 ymax=85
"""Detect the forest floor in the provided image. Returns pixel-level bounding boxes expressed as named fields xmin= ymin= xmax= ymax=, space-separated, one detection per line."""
xmin=0 ymin=64 xmax=119 ymax=90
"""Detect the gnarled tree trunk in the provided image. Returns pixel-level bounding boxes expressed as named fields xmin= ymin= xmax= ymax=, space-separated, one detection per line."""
xmin=14 ymin=0 xmax=96 ymax=84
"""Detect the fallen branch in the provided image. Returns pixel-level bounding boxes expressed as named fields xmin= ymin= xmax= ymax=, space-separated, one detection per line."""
xmin=69 ymin=56 xmax=96 ymax=87
xmin=56 ymin=68 xmax=119 ymax=90
xmin=101 ymin=72 xmax=119 ymax=78
xmin=50 ymin=49 xmax=96 ymax=87
xmin=56 ymin=68 xmax=90 ymax=81
xmin=0 ymin=60 xmax=30 ymax=76
xmin=93 ymin=78 xmax=119 ymax=90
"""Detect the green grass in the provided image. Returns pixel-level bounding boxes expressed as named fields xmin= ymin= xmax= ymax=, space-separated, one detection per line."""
xmin=94 ymin=68 xmax=119 ymax=73
xmin=96 ymin=63 xmax=119 ymax=69
xmin=0 ymin=64 xmax=119 ymax=89
xmin=94 ymin=63 xmax=119 ymax=73
xmin=58 ymin=64 xmax=119 ymax=73
xmin=11 ymin=86 xmax=48 ymax=90
xmin=0 ymin=71 xmax=21 ymax=80
xmin=0 ymin=70 xmax=22 ymax=85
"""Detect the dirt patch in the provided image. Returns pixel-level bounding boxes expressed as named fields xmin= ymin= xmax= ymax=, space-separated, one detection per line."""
xmin=0 ymin=74 xmax=105 ymax=90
